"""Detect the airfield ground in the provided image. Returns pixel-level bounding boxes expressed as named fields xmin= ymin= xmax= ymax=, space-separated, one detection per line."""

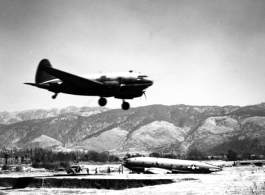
xmin=0 ymin=163 xmax=265 ymax=195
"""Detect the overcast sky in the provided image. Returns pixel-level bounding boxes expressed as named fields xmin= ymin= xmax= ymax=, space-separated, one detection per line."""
xmin=1 ymin=0 xmax=265 ymax=112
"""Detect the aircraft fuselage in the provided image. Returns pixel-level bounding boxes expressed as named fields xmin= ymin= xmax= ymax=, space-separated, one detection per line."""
xmin=42 ymin=72 xmax=152 ymax=98
xmin=123 ymin=157 xmax=222 ymax=174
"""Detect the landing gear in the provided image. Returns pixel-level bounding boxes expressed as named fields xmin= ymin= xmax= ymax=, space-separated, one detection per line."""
xmin=98 ymin=97 xmax=107 ymax=106
xmin=52 ymin=93 xmax=58 ymax=99
xmin=98 ymin=97 xmax=130 ymax=110
xmin=122 ymin=101 xmax=130 ymax=110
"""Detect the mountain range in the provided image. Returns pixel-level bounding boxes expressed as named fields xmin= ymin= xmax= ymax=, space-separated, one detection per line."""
xmin=1 ymin=104 xmax=265 ymax=156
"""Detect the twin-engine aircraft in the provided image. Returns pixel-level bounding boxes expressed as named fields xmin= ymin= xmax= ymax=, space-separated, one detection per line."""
xmin=25 ymin=59 xmax=153 ymax=110
xmin=123 ymin=157 xmax=222 ymax=174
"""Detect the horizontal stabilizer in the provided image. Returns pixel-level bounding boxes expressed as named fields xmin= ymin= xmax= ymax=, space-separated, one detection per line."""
xmin=24 ymin=82 xmax=50 ymax=89
xmin=24 ymin=83 xmax=41 ymax=87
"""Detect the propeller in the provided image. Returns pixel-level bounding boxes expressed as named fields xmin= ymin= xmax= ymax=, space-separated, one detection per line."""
xmin=143 ymin=91 xmax=147 ymax=100
xmin=140 ymin=91 xmax=147 ymax=101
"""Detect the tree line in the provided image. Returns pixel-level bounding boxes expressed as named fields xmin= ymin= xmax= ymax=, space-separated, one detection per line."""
xmin=147 ymin=148 xmax=209 ymax=160
xmin=1 ymin=147 xmax=264 ymax=167
xmin=148 ymin=148 xmax=265 ymax=161
xmin=0 ymin=148 xmax=120 ymax=165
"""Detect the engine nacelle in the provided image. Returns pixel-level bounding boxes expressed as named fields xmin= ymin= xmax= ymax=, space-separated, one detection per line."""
xmin=103 ymin=80 xmax=120 ymax=87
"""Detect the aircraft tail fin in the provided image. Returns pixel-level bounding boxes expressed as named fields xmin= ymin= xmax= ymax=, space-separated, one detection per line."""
xmin=35 ymin=59 xmax=55 ymax=83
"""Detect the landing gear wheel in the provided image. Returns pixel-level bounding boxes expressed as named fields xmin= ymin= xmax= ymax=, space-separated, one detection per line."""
xmin=98 ymin=97 xmax=107 ymax=106
xmin=122 ymin=101 xmax=130 ymax=110
xmin=52 ymin=93 xmax=58 ymax=99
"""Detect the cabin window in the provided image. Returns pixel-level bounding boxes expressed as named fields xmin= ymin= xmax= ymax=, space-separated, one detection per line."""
xmin=137 ymin=75 xmax=147 ymax=80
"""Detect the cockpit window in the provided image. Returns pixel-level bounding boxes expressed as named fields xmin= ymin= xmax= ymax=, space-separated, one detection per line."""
xmin=138 ymin=75 xmax=148 ymax=79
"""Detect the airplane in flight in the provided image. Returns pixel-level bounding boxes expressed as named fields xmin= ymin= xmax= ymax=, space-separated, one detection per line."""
xmin=123 ymin=157 xmax=222 ymax=174
xmin=25 ymin=59 xmax=153 ymax=110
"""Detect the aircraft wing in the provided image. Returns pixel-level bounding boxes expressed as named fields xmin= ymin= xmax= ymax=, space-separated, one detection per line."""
xmin=144 ymin=167 xmax=172 ymax=174
xmin=41 ymin=66 xmax=103 ymax=88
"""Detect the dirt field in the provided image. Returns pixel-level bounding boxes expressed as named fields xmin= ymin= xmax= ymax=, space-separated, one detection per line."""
xmin=0 ymin=165 xmax=265 ymax=195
